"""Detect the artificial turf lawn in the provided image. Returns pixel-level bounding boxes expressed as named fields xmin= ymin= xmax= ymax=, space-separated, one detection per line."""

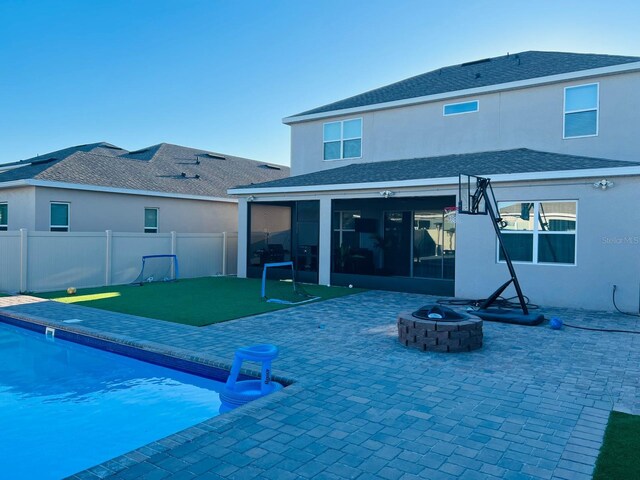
xmin=593 ymin=411 xmax=640 ymax=479
xmin=36 ymin=277 xmax=365 ymax=327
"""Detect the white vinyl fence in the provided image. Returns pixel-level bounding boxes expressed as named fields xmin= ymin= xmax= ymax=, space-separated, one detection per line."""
xmin=0 ymin=229 xmax=238 ymax=293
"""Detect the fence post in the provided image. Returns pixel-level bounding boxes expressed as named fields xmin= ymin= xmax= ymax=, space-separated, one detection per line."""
xmin=222 ymin=231 xmax=227 ymax=276
xmin=19 ymin=228 xmax=28 ymax=293
xmin=105 ymin=230 xmax=112 ymax=286
xmin=171 ymin=231 xmax=177 ymax=279
xmin=236 ymin=199 xmax=248 ymax=278
xmin=171 ymin=231 xmax=177 ymax=255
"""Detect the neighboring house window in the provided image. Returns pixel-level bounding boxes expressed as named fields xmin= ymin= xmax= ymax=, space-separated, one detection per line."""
xmin=144 ymin=208 xmax=158 ymax=233
xmin=50 ymin=202 xmax=70 ymax=232
xmin=443 ymin=100 xmax=479 ymax=116
xmin=323 ymin=118 xmax=362 ymax=160
xmin=0 ymin=203 xmax=7 ymax=231
xmin=333 ymin=210 xmax=360 ymax=250
xmin=564 ymin=83 xmax=598 ymax=138
xmin=498 ymin=201 xmax=577 ymax=265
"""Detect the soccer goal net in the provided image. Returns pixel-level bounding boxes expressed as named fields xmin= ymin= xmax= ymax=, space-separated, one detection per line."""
xmin=261 ymin=261 xmax=319 ymax=305
xmin=132 ymin=255 xmax=179 ymax=285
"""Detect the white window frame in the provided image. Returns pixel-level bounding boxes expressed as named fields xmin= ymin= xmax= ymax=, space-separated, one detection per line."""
xmin=323 ymin=118 xmax=363 ymax=161
xmin=50 ymin=202 xmax=70 ymax=232
xmin=0 ymin=202 xmax=7 ymax=231
xmin=497 ymin=200 xmax=578 ymax=266
xmin=563 ymin=83 xmax=599 ymax=139
xmin=443 ymin=100 xmax=479 ymax=116
xmin=144 ymin=207 xmax=159 ymax=233
xmin=333 ymin=210 xmax=360 ymax=246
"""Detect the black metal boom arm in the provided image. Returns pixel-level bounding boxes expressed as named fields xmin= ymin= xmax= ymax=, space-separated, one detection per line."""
xmin=465 ymin=176 xmax=529 ymax=315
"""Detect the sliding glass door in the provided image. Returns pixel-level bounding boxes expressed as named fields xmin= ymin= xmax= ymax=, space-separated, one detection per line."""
xmin=413 ymin=210 xmax=455 ymax=279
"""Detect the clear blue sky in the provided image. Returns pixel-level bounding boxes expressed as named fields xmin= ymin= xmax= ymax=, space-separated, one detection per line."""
xmin=1 ymin=0 xmax=639 ymax=166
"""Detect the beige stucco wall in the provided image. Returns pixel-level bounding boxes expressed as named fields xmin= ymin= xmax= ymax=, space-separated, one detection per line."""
xmin=455 ymin=174 xmax=640 ymax=312
xmin=29 ymin=187 xmax=238 ymax=233
xmin=0 ymin=186 xmax=36 ymax=230
xmin=290 ymin=71 xmax=640 ymax=175
xmin=236 ymin=173 xmax=640 ymax=311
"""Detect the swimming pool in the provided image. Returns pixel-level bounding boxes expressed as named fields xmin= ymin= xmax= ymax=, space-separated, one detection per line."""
xmin=0 ymin=320 xmax=227 ymax=479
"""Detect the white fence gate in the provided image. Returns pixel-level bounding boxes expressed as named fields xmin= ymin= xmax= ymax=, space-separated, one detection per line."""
xmin=0 ymin=230 xmax=238 ymax=293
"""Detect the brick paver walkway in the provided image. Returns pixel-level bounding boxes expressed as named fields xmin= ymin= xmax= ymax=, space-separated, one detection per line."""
xmin=1 ymin=291 xmax=639 ymax=479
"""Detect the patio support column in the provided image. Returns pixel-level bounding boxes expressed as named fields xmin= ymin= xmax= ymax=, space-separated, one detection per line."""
xmin=237 ymin=197 xmax=249 ymax=278
xmin=318 ymin=196 xmax=332 ymax=286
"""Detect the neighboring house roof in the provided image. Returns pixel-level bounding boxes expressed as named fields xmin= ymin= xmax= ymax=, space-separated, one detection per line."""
xmin=294 ymin=51 xmax=640 ymax=117
xmin=0 ymin=143 xmax=289 ymax=199
xmin=231 ymin=149 xmax=640 ymax=192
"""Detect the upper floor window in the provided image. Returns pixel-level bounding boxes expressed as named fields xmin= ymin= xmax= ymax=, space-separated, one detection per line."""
xmin=50 ymin=202 xmax=69 ymax=232
xmin=498 ymin=201 xmax=577 ymax=265
xmin=443 ymin=100 xmax=479 ymax=116
xmin=564 ymin=83 xmax=598 ymax=138
xmin=144 ymin=208 xmax=158 ymax=233
xmin=323 ymin=118 xmax=362 ymax=160
xmin=0 ymin=203 xmax=7 ymax=231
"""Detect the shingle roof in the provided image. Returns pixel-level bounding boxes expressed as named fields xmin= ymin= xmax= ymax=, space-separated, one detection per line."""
xmin=234 ymin=149 xmax=640 ymax=190
xmin=295 ymin=51 xmax=640 ymax=116
xmin=0 ymin=143 xmax=289 ymax=198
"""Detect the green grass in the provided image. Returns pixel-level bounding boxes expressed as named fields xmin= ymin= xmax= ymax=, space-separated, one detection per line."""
xmin=36 ymin=277 xmax=365 ymax=327
xmin=594 ymin=411 xmax=640 ymax=479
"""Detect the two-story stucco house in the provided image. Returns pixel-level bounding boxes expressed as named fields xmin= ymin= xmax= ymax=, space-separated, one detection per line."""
xmin=230 ymin=51 xmax=640 ymax=311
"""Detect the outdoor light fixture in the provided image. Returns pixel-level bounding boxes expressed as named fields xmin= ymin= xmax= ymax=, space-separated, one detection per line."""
xmin=380 ymin=190 xmax=395 ymax=198
xmin=593 ymin=179 xmax=614 ymax=190
xmin=247 ymin=195 xmax=256 ymax=202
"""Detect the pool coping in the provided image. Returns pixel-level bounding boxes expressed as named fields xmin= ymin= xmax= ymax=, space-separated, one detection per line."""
xmin=0 ymin=307 xmax=298 ymax=479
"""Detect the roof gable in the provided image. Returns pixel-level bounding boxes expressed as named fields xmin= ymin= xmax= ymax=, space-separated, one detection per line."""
xmin=294 ymin=51 xmax=640 ymax=117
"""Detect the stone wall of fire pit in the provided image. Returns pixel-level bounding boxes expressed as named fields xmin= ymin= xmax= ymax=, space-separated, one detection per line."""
xmin=397 ymin=312 xmax=483 ymax=353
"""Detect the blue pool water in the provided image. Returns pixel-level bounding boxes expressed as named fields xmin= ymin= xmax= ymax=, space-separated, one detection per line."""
xmin=0 ymin=322 xmax=224 ymax=479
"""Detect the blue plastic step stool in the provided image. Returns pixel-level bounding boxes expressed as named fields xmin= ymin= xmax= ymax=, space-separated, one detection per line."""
xmin=220 ymin=344 xmax=283 ymax=413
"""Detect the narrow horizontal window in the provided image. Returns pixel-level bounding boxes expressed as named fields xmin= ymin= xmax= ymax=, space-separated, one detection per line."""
xmin=443 ymin=100 xmax=478 ymax=116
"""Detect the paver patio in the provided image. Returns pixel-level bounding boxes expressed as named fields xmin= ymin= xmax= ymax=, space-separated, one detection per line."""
xmin=1 ymin=291 xmax=639 ymax=479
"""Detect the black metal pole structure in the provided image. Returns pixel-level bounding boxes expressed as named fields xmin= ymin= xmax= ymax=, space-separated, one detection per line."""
xmin=458 ymin=174 xmax=544 ymax=325
xmin=477 ymin=177 xmax=529 ymax=315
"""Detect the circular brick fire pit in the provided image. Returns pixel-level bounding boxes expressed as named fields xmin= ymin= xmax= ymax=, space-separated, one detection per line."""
xmin=397 ymin=310 xmax=483 ymax=353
